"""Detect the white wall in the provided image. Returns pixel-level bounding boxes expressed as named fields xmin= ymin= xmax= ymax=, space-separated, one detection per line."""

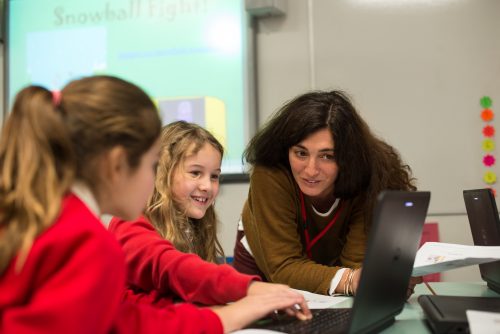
xmin=215 ymin=0 xmax=500 ymax=282
xmin=216 ymin=182 xmax=249 ymax=257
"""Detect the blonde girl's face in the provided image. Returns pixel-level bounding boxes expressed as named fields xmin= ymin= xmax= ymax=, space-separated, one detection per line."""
xmin=172 ymin=143 xmax=222 ymax=219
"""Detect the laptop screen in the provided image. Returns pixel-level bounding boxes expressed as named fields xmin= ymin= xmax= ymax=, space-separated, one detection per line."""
xmin=463 ymin=189 xmax=500 ymax=293
xmin=348 ymin=191 xmax=430 ymax=333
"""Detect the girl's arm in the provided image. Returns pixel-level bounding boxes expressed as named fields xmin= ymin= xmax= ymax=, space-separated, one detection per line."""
xmin=109 ymin=216 xmax=257 ymax=305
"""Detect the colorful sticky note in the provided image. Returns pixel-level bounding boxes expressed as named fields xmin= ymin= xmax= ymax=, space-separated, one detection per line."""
xmin=484 ymin=171 xmax=497 ymax=184
xmin=482 ymin=139 xmax=495 ymax=152
xmin=483 ymin=154 xmax=496 ymax=167
xmin=481 ymin=109 xmax=494 ymax=122
xmin=480 ymin=96 xmax=492 ymax=109
xmin=483 ymin=125 xmax=495 ymax=137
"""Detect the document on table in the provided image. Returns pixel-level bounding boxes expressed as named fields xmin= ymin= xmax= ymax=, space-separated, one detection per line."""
xmin=412 ymin=242 xmax=500 ymax=276
xmin=466 ymin=310 xmax=500 ymax=334
xmin=292 ymin=289 xmax=349 ymax=309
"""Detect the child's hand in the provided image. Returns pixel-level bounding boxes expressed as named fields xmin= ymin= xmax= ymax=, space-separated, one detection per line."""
xmin=247 ymin=281 xmax=312 ymax=320
xmin=213 ymin=288 xmax=312 ymax=333
xmin=247 ymin=281 xmax=290 ymax=296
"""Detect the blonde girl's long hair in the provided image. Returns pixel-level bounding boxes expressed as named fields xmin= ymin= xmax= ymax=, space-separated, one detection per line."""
xmin=146 ymin=121 xmax=225 ymax=263
xmin=0 ymin=76 xmax=161 ymax=275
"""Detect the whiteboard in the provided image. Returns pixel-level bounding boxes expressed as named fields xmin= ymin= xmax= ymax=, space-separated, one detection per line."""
xmin=5 ymin=0 xmax=253 ymax=177
xmin=312 ymin=0 xmax=500 ymax=214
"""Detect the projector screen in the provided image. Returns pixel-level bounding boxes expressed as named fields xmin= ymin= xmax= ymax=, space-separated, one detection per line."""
xmin=6 ymin=0 xmax=253 ymax=179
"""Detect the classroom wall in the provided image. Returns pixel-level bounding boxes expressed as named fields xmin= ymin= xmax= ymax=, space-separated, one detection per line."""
xmin=216 ymin=0 xmax=500 ymax=282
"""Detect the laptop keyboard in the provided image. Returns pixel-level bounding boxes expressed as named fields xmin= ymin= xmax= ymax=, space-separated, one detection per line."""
xmin=248 ymin=308 xmax=352 ymax=334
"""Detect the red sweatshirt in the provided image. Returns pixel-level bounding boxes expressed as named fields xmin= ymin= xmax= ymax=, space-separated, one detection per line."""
xmin=0 ymin=194 xmax=222 ymax=334
xmin=108 ymin=216 xmax=258 ymax=307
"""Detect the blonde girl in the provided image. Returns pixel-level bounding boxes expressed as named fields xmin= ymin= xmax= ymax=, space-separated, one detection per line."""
xmin=147 ymin=121 xmax=224 ymax=262
xmin=109 ymin=121 xmax=311 ymax=321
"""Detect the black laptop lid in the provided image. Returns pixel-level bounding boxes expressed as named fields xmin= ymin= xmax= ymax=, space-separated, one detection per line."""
xmin=463 ymin=189 xmax=500 ymax=293
xmin=418 ymin=295 xmax=500 ymax=334
xmin=348 ymin=191 xmax=431 ymax=334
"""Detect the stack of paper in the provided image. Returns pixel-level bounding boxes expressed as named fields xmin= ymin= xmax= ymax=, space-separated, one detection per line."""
xmin=412 ymin=242 xmax=500 ymax=276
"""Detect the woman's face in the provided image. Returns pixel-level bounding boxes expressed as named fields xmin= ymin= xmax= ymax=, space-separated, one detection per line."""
xmin=172 ymin=143 xmax=222 ymax=219
xmin=288 ymin=128 xmax=339 ymax=201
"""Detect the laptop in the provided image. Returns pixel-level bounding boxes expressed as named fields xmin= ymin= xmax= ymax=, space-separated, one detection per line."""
xmin=418 ymin=188 xmax=500 ymax=334
xmin=248 ymin=190 xmax=431 ymax=334
xmin=464 ymin=188 xmax=500 ymax=293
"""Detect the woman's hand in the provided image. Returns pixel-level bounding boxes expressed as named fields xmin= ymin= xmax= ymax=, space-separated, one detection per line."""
xmin=212 ymin=287 xmax=312 ymax=333
xmin=406 ymin=276 xmax=423 ymax=299
xmin=336 ymin=268 xmax=362 ymax=295
xmin=351 ymin=268 xmax=362 ymax=295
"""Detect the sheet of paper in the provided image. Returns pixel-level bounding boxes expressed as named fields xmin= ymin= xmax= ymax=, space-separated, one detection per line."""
xmin=466 ymin=310 xmax=500 ymax=334
xmin=412 ymin=242 xmax=500 ymax=276
xmin=292 ymin=288 xmax=349 ymax=309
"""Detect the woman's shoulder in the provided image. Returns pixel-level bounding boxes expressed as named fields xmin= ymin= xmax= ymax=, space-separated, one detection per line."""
xmin=251 ymin=164 xmax=288 ymax=174
xmin=250 ymin=165 xmax=295 ymax=187
xmin=246 ymin=165 xmax=300 ymax=210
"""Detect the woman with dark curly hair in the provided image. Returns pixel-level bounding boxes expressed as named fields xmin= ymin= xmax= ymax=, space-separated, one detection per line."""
xmin=234 ymin=90 xmax=419 ymax=297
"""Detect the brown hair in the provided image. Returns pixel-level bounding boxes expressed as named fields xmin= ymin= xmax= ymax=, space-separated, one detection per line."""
xmin=0 ymin=75 xmax=161 ymax=274
xmin=146 ymin=121 xmax=225 ymax=263
xmin=245 ymin=90 xmax=416 ymax=222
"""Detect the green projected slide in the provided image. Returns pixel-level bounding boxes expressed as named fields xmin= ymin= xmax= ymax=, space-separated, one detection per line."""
xmin=7 ymin=0 xmax=251 ymax=175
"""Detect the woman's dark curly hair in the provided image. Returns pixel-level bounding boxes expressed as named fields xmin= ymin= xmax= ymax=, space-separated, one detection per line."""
xmin=245 ymin=90 xmax=416 ymax=222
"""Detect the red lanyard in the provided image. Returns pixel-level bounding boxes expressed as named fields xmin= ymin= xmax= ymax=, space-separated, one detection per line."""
xmin=299 ymin=192 xmax=343 ymax=259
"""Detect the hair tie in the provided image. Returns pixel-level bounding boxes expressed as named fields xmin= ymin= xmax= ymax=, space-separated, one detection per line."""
xmin=52 ymin=90 xmax=62 ymax=106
